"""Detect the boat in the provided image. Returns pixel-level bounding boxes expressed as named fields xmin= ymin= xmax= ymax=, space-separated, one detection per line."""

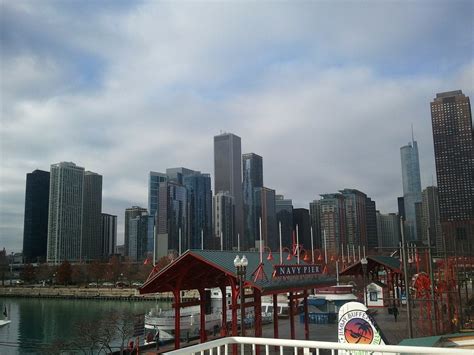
xmin=0 ymin=307 xmax=10 ymax=328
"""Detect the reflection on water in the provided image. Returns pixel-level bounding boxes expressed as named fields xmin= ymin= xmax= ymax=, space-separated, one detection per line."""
xmin=0 ymin=297 xmax=170 ymax=354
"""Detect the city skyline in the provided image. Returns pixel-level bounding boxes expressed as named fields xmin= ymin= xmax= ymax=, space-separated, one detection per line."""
xmin=1 ymin=1 xmax=473 ymax=252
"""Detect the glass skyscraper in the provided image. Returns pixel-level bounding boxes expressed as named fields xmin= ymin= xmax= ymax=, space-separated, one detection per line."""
xmin=81 ymin=171 xmax=103 ymax=261
xmin=23 ymin=169 xmax=50 ymax=263
xmin=400 ymin=139 xmax=422 ymax=241
xmin=242 ymin=153 xmax=263 ymax=250
xmin=276 ymin=195 xmax=294 ymax=250
xmin=254 ymin=187 xmax=276 ymax=251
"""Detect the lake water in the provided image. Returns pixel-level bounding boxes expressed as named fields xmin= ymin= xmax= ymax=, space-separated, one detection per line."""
xmin=0 ymin=297 xmax=170 ymax=354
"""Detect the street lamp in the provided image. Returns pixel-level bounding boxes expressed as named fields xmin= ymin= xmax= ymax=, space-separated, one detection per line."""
xmin=234 ymin=255 xmax=248 ymax=336
xmin=361 ymin=257 xmax=368 ymax=306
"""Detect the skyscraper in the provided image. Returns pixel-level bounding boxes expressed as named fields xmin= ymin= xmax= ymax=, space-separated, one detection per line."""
xmin=430 ymin=90 xmax=474 ymax=253
xmin=47 ymin=162 xmax=84 ymax=264
xmin=23 ymin=170 xmax=50 ymax=263
xmin=316 ymin=193 xmax=346 ymax=258
xmin=183 ymin=172 xmax=212 ymax=249
xmin=124 ymin=206 xmax=148 ymax=258
xmin=101 ymin=213 xmax=117 ymax=259
xmin=81 ymin=171 xmax=103 ymax=261
xmin=242 ymin=153 xmax=263 ymax=250
xmin=254 ymin=187 xmax=277 ymax=251
xmin=213 ymin=191 xmax=235 ymax=251
xmin=214 ymin=133 xmax=243 ymax=247
xmin=293 ymin=208 xmax=311 ymax=250
xmin=148 ymin=172 xmax=167 ymax=256
xmin=400 ymin=137 xmax=422 ymax=241
xmin=276 ymin=195 xmax=294 ymax=250
xmin=156 ymin=181 xmax=188 ymax=257
xmin=376 ymin=212 xmax=400 ymax=248
xmin=366 ymin=197 xmax=378 ymax=250
xmin=128 ymin=211 xmax=149 ymax=262
xmin=421 ymin=186 xmax=442 ymax=254
xmin=340 ymin=189 xmax=368 ymax=249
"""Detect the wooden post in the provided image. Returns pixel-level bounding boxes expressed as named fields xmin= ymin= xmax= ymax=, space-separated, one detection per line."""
xmin=273 ymin=293 xmax=279 ymax=352
xmin=199 ymin=288 xmax=207 ymax=343
xmin=173 ymin=289 xmax=181 ymax=350
xmin=289 ymin=292 xmax=295 ymax=339
xmin=254 ymin=288 xmax=262 ymax=355
xmin=220 ymin=286 xmax=228 ymax=336
xmin=304 ymin=290 xmax=309 ymax=340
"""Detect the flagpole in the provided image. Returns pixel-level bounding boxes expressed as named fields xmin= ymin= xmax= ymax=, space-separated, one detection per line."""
xmin=310 ymin=226 xmax=314 ymax=263
xmin=259 ymin=217 xmax=263 ymax=263
xmin=179 ymin=228 xmax=182 ymax=256
xmin=201 ymin=229 xmax=204 ymax=251
xmin=296 ymin=224 xmax=300 ymax=264
xmin=279 ymin=222 xmax=283 ymax=264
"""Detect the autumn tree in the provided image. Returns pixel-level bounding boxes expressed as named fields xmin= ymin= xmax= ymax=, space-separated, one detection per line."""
xmin=56 ymin=260 xmax=72 ymax=285
xmin=105 ymin=255 xmax=121 ymax=282
xmin=87 ymin=260 xmax=104 ymax=284
xmin=35 ymin=263 xmax=54 ymax=284
xmin=20 ymin=263 xmax=36 ymax=283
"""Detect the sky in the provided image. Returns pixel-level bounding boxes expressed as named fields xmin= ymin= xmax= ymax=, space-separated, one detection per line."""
xmin=1 ymin=0 xmax=473 ymax=253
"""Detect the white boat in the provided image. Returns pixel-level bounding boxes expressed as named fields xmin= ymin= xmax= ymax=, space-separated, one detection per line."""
xmin=1 ymin=307 xmax=10 ymax=328
xmin=261 ymin=302 xmax=290 ymax=318
xmin=308 ymin=285 xmax=357 ymax=313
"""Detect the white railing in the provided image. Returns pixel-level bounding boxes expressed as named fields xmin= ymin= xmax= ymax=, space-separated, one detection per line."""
xmin=162 ymin=336 xmax=473 ymax=354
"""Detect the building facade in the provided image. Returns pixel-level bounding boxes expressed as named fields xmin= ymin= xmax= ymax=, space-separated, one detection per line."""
xmin=128 ymin=212 xmax=149 ymax=262
xmin=242 ymin=153 xmax=263 ymax=250
xmin=366 ymin=197 xmax=378 ymax=250
xmin=23 ymin=170 xmax=50 ymax=263
xmin=421 ymin=186 xmax=442 ymax=254
xmin=316 ymin=194 xmax=346 ymax=259
xmin=101 ymin=213 xmax=117 ymax=259
xmin=81 ymin=171 xmax=103 ymax=261
xmin=376 ymin=212 xmax=400 ymax=248
xmin=254 ymin=187 xmax=276 ymax=251
xmin=276 ymin=195 xmax=294 ymax=250
xmin=47 ymin=162 xmax=85 ymax=264
xmin=124 ymin=206 xmax=148 ymax=258
xmin=214 ymin=133 xmax=243 ymax=248
xmin=293 ymin=208 xmax=311 ymax=251
xmin=148 ymin=172 xmax=168 ymax=256
xmin=400 ymin=139 xmax=422 ymax=241
xmin=213 ymin=191 xmax=235 ymax=251
xmin=431 ymin=90 xmax=474 ymax=253
xmin=340 ymin=189 xmax=368 ymax=250
xmin=183 ymin=172 xmax=212 ymax=250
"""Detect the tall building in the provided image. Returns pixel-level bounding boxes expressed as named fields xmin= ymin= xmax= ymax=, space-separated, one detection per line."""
xmin=81 ymin=171 xmax=102 ymax=261
xmin=293 ymin=208 xmax=311 ymax=251
xmin=101 ymin=213 xmax=117 ymax=259
xmin=148 ymin=172 xmax=167 ymax=256
xmin=340 ymin=189 xmax=368 ymax=250
xmin=47 ymin=162 xmax=85 ymax=264
xmin=400 ymin=138 xmax=422 ymax=241
xmin=431 ymin=90 xmax=474 ymax=253
xmin=213 ymin=192 xmax=235 ymax=251
xmin=242 ymin=153 xmax=263 ymax=250
xmin=316 ymin=194 xmax=346 ymax=258
xmin=309 ymin=200 xmax=322 ymax=249
xmin=166 ymin=167 xmax=196 ymax=184
xmin=128 ymin=211 xmax=149 ymax=262
xmin=397 ymin=197 xmax=405 ymax=221
xmin=366 ymin=197 xmax=378 ymax=250
xmin=183 ymin=172 xmax=212 ymax=250
xmin=156 ymin=181 xmax=188 ymax=257
xmin=376 ymin=212 xmax=400 ymax=248
xmin=276 ymin=195 xmax=294 ymax=250
xmin=124 ymin=206 xmax=148 ymax=258
xmin=22 ymin=170 xmax=50 ymax=263
xmin=421 ymin=186 xmax=442 ymax=254
xmin=214 ymin=133 xmax=243 ymax=247
xmin=254 ymin=187 xmax=277 ymax=251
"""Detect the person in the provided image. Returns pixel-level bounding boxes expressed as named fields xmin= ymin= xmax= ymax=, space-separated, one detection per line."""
xmin=155 ymin=330 xmax=160 ymax=351
xmin=393 ymin=305 xmax=399 ymax=322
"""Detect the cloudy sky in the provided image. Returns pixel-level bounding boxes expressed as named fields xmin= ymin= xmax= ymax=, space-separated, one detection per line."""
xmin=1 ymin=1 xmax=473 ymax=252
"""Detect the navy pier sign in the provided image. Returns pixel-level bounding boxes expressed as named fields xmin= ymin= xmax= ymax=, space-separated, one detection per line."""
xmin=273 ymin=264 xmax=323 ymax=277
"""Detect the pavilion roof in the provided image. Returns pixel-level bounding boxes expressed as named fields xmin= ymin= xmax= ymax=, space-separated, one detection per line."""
xmin=339 ymin=255 xmax=401 ymax=276
xmin=139 ymin=249 xmax=335 ymax=296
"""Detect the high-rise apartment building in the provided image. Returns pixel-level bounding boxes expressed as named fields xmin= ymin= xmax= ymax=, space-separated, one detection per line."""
xmin=431 ymin=90 xmax=474 ymax=253
xmin=81 ymin=171 xmax=102 ymax=261
xmin=254 ymin=187 xmax=277 ymax=251
xmin=315 ymin=194 xmax=346 ymax=258
xmin=128 ymin=211 xmax=149 ymax=262
xmin=183 ymin=172 xmax=212 ymax=249
xmin=376 ymin=212 xmax=400 ymax=248
xmin=148 ymin=172 xmax=167 ymax=256
xmin=276 ymin=195 xmax=294 ymax=250
xmin=23 ymin=170 xmax=50 ymax=263
xmin=214 ymin=133 xmax=243 ymax=247
xmin=213 ymin=192 xmax=235 ymax=251
xmin=156 ymin=181 xmax=188 ymax=257
xmin=101 ymin=213 xmax=117 ymax=259
xmin=366 ymin=197 xmax=378 ymax=250
xmin=421 ymin=186 xmax=442 ymax=254
xmin=242 ymin=153 xmax=263 ymax=250
xmin=340 ymin=189 xmax=368 ymax=249
xmin=47 ymin=162 xmax=84 ymax=264
xmin=400 ymin=137 xmax=422 ymax=242
xmin=124 ymin=206 xmax=148 ymax=258
xmin=293 ymin=208 xmax=311 ymax=251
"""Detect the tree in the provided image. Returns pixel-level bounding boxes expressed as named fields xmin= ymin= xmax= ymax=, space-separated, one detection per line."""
xmin=35 ymin=263 xmax=54 ymax=284
xmin=56 ymin=260 xmax=72 ymax=285
xmin=87 ymin=260 xmax=104 ymax=284
xmin=71 ymin=264 xmax=86 ymax=285
xmin=20 ymin=263 xmax=36 ymax=283
xmin=105 ymin=256 xmax=121 ymax=282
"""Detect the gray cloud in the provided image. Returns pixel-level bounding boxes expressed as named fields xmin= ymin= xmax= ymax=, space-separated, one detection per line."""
xmin=1 ymin=1 xmax=472 ymax=251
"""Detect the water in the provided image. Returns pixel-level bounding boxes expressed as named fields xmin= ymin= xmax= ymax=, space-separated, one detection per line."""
xmin=0 ymin=297 xmax=170 ymax=354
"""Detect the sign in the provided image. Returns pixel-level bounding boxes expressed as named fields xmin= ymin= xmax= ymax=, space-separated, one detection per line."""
xmin=133 ymin=314 xmax=145 ymax=337
xmin=273 ymin=264 xmax=322 ymax=277
xmin=338 ymin=302 xmax=389 ymax=355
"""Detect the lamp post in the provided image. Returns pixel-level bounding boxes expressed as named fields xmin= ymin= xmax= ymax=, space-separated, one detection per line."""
xmin=233 ymin=255 xmax=248 ymax=336
xmin=361 ymin=257 xmax=368 ymax=306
